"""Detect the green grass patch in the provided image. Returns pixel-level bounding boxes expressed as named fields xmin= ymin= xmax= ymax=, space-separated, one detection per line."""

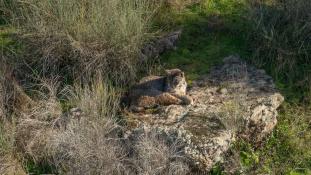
xmin=0 ymin=26 xmax=21 ymax=56
xmin=160 ymin=1 xmax=251 ymax=82
xmin=25 ymin=160 xmax=56 ymax=175
xmin=0 ymin=27 xmax=14 ymax=47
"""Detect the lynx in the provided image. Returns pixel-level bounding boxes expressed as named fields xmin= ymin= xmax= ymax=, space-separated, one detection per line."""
xmin=126 ymin=69 xmax=193 ymax=112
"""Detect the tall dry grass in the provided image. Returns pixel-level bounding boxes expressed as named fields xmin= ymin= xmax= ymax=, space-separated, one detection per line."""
xmin=247 ymin=0 xmax=311 ymax=101
xmin=13 ymin=77 xmax=125 ymax=174
xmin=130 ymin=131 xmax=190 ymax=175
xmin=0 ymin=58 xmax=27 ymax=175
xmin=8 ymin=76 xmax=189 ymax=174
xmin=1 ymin=0 xmax=160 ymax=84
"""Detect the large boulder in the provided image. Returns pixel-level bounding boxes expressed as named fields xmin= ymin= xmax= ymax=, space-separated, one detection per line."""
xmin=124 ymin=55 xmax=284 ymax=171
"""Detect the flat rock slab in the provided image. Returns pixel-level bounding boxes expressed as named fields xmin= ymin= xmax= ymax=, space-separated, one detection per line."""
xmin=124 ymin=55 xmax=284 ymax=171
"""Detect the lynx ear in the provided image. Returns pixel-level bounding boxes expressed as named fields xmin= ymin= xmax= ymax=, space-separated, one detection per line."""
xmin=181 ymin=72 xmax=185 ymax=77
xmin=165 ymin=69 xmax=172 ymax=75
xmin=165 ymin=69 xmax=184 ymax=76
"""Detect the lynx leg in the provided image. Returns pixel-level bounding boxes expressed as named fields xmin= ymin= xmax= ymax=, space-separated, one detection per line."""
xmin=137 ymin=96 xmax=157 ymax=108
xmin=172 ymin=94 xmax=193 ymax=105
xmin=156 ymin=93 xmax=183 ymax=105
xmin=129 ymin=106 xmax=145 ymax=113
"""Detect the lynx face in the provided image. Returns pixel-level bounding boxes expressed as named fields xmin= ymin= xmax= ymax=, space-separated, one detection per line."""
xmin=165 ymin=69 xmax=187 ymax=95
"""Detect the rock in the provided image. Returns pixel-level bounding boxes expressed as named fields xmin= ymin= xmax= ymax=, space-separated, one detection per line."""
xmin=140 ymin=30 xmax=182 ymax=62
xmin=124 ymin=55 xmax=284 ymax=171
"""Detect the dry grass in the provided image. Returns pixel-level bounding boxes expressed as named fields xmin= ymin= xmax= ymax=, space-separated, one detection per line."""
xmin=220 ymin=99 xmax=246 ymax=133
xmin=0 ymin=59 xmax=27 ymax=175
xmin=71 ymin=77 xmax=121 ymax=120
xmin=12 ymin=77 xmax=125 ymax=174
xmin=0 ymin=62 xmax=5 ymax=119
xmin=1 ymin=0 xmax=160 ymax=84
xmin=0 ymin=59 xmax=12 ymax=120
xmin=7 ymin=76 xmax=190 ymax=174
xmin=0 ymin=122 xmax=26 ymax=175
xmin=47 ymin=118 xmax=128 ymax=175
xmin=131 ymin=131 xmax=190 ymax=175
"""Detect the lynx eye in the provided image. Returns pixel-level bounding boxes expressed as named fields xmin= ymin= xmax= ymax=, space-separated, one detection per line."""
xmin=173 ymin=79 xmax=179 ymax=86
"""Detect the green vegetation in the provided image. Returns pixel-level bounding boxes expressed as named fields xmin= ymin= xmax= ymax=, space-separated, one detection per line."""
xmin=248 ymin=0 xmax=311 ymax=103
xmin=161 ymin=0 xmax=250 ymax=81
xmin=159 ymin=0 xmax=311 ymax=174
xmin=1 ymin=0 xmax=311 ymax=174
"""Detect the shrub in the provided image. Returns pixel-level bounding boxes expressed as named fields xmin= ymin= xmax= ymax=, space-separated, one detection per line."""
xmin=247 ymin=0 xmax=311 ymax=101
xmin=47 ymin=118 xmax=128 ymax=175
xmin=11 ymin=77 xmax=190 ymax=174
xmin=0 ymin=58 xmax=27 ymax=175
xmin=1 ymin=0 xmax=159 ymax=84
xmin=131 ymin=131 xmax=190 ymax=175
xmin=243 ymin=1 xmax=311 ymax=173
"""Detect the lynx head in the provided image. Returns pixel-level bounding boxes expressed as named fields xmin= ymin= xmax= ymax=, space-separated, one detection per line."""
xmin=165 ymin=69 xmax=187 ymax=95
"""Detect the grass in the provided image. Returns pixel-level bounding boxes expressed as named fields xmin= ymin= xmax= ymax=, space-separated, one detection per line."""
xmin=1 ymin=0 xmax=311 ymax=174
xmin=160 ymin=1 xmax=251 ymax=82
xmin=158 ymin=0 xmax=311 ymax=174
xmin=247 ymin=0 xmax=311 ymax=103
xmin=1 ymin=0 xmax=159 ymax=85
xmin=0 ymin=27 xmax=17 ymax=52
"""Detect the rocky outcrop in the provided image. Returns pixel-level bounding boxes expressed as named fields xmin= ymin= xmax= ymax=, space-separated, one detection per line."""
xmin=139 ymin=30 xmax=182 ymax=63
xmin=124 ymin=55 xmax=284 ymax=171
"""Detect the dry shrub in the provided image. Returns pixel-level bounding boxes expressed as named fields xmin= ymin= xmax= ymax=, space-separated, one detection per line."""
xmin=0 ymin=121 xmax=26 ymax=175
xmin=47 ymin=118 xmax=128 ymax=175
xmin=0 ymin=64 xmax=6 ymax=119
xmin=247 ymin=0 xmax=311 ymax=100
xmin=130 ymin=131 xmax=190 ymax=175
xmin=12 ymin=77 xmax=128 ymax=174
xmin=12 ymin=76 xmax=191 ymax=174
xmin=1 ymin=0 xmax=160 ymax=84
xmin=14 ymin=79 xmax=63 ymax=161
xmin=0 ymin=59 xmax=13 ymax=120
xmin=0 ymin=156 xmax=26 ymax=175
xmin=45 ymin=78 xmax=128 ymax=174
xmin=0 ymin=58 xmax=26 ymax=175
xmin=0 ymin=56 xmax=37 ymax=121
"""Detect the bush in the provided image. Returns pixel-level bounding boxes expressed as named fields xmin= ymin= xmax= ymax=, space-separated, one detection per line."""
xmin=11 ymin=77 xmax=190 ymax=174
xmin=0 ymin=59 xmax=27 ymax=175
xmin=247 ymin=0 xmax=311 ymax=101
xmin=243 ymin=1 xmax=311 ymax=173
xmin=131 ymin=131 xmax=190 ymax=175
xmin=1 ymin=0 xmax=159 ymax=84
